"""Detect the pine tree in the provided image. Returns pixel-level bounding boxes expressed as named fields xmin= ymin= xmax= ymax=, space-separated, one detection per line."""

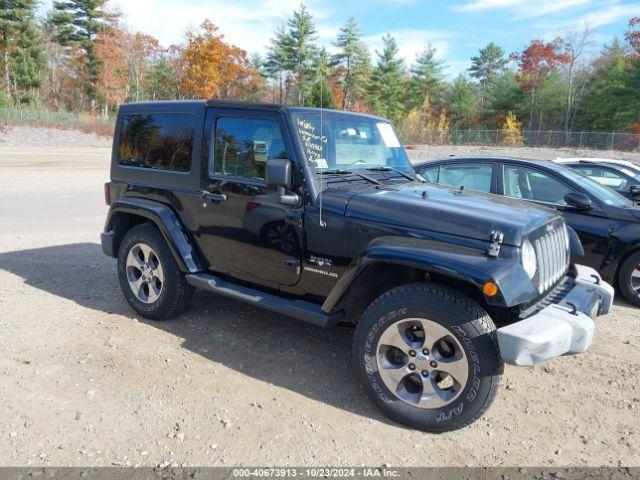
xmin=310 ymin=47 xmax=336 ymax=108
xmin=369 ymin=34 xmax=405 ymax=124
xmin=283 ymin=4 xmax=317 ymax=105
xmin=408 ymin=43 xmax=446 ymax=109
xmin=51 ymin=0 xmax=113 ymax=105
xmin=469 ymin=42 xmax=508 ymax=91
xmin=265 ymin=24 xmax=290 ymax=103
xmin=332 ymin=16 xmax=370 ymax=109
xmin=448 ymin=74 xmax=478 ymax=128
xmin=0 ymin=0 xmax=44 ymax=99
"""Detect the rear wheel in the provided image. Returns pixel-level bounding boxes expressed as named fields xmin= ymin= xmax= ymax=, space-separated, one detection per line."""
xmin=618 ymin=251 xmax=640 ymax=307
xmin=117 ymin=223 xmax=194 ymax=320
xmin=353 ymin=283 xmax=503 ymax=432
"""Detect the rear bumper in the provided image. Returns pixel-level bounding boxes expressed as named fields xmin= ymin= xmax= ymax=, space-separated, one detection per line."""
xmin=497 ymin=265 xmax=614 ymax=366
xmin=101 ymin=230 xmax=116 ymax=258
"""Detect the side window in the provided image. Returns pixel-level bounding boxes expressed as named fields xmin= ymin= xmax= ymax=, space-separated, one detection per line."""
xmin=439 ymin=163 xmax=493 ymax=193
xmin=419 ymin=166 xmax=439 ymax=183
xmin=574 ymin=166 xmax=627 ymax=191
xmin=212 ymin=117 xmax=288 ymax=180
xmin=504 ymin=165 xmax=574 ymax=205
xmin=118 ymin=113 xmax=194 ymax=172
xmin=601 ymin=169 xmax=628 ymax=191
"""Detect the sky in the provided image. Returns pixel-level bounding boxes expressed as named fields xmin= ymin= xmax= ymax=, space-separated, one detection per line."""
xmin=39 ymin=0 xmax=640 ymax=77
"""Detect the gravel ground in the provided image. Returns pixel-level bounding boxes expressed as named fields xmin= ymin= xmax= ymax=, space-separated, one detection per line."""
xmin=0 ymin=142 xmax=639 ymax=468
xmin=405 ymin=144 xmax=640 ymax=162
xmin=0 ymin=125 xmax=111 ymax=148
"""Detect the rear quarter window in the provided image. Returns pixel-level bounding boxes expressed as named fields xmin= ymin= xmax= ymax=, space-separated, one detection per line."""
xmin=118 ymin=113 xmax=195 ymax=172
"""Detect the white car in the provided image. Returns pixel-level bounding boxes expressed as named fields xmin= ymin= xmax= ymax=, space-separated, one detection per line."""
xmin=555 ymin=157 xmax=640 ymax=198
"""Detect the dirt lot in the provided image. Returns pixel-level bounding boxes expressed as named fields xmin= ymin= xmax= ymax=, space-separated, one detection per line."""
xmin=0 ymin=140 xmax=639 ymax=468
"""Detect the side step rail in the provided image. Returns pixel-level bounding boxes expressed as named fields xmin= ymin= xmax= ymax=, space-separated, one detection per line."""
xmin=185 ymin=273 xmax=343 ymax=328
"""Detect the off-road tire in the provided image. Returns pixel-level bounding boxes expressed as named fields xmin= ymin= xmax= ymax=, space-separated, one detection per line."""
xmin=353 ymin=283 xmax=503 ymax=432
xmin=117 ymin=223 xmax=194 ymax=320
xmin=618 ymin=250 xmax=640 ymax=307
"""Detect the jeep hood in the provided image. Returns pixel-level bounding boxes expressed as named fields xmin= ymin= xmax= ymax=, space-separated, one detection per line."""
xmin=343 ymin=182 xmax=560 ymax=246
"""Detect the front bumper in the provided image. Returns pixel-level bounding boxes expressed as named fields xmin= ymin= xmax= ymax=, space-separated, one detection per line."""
xmin=497 ymin=265 xmax=614 ymax=366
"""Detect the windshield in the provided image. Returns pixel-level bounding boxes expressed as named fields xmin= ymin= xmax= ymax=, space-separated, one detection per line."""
xmin=562 ymin=167 xmax=634 ymax=207
xmin=290 ymin=110 xmax=412 ymax=173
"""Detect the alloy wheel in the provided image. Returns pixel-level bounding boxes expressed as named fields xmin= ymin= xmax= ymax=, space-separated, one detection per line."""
xmin=125 ymin=243 xmax=164 ymax=304
xmin=376 ymin=318 xmax=469 ymax=409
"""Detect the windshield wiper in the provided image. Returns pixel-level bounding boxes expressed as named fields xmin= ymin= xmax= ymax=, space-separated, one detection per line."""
xmin=365 ymin=166 xmax=423 ymax=182
xmin=321 ymin=169 xmax=381 ymax=185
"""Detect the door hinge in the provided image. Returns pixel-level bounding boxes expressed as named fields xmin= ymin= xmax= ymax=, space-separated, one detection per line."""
xmin=283 ymin=257 xmax=301 ymax=271
xmin=285 ymin=210 xmax=303 ymax=228
xmin=487 ymin=230 xmax=504 ymax=257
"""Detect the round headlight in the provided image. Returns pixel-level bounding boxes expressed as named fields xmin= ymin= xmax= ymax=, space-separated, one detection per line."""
xmin=521 ymin=239 xmax=537 ymax=279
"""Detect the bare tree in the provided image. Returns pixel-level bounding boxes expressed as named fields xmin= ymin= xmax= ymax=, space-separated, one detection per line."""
xmin=563 ymin=25 xmax=594 ymax=138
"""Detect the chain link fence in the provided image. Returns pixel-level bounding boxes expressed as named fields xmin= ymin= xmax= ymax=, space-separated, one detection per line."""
xmin=407 ymin=129 xmax=640 ymax=152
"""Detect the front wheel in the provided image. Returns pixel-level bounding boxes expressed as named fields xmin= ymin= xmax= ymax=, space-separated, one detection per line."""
xmin=353 ymin=283 xmax=503 ymax=432
xmin=618 ymin=251 xmax=640 ymax=307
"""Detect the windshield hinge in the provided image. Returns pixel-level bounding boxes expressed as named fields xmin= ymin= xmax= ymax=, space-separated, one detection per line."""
xmin=487 ymin=230 xmax=504 ymax=258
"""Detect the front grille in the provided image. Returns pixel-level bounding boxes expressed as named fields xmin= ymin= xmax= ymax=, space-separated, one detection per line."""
xmin=531 ymin=221 xmax=570 ymax=294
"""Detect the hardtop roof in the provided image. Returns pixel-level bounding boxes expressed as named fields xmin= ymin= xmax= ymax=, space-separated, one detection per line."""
xmin=117 ymin=99 xmax=388 ymax=121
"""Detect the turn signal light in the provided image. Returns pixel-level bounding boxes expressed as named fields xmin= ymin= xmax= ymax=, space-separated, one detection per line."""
xmin=104 ymin=182 xmax=110 ymax=206
xmin=482 ymin=281 xmax=499 ymax=297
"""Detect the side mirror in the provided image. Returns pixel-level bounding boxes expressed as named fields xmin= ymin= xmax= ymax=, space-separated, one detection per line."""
xmin=265 ymin=158 xmax=292 ymax=189
xmin=265 ymin=158 xmax=299 ymax=206
xmin=564 ymin=192 xmax=593 ymax=210
xmin=630 ymin=185 xmax=640 ymax=195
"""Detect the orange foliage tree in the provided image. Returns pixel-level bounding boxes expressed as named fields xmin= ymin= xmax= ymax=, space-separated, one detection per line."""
xmin=180 ymin=20 xmax=259 ymax=99
xmin=510 ymin=38 xmax=570 ymax=128
xmin=95 ymin=24 xmax=129 ymax=115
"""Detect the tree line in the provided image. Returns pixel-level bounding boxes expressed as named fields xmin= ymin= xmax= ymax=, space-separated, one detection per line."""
xmin=1 ymin=0 xmax=639 ymax=136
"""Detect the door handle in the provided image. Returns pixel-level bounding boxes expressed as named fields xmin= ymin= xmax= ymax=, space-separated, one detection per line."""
xmin=201 ymin=191 xmax=228 ymax=203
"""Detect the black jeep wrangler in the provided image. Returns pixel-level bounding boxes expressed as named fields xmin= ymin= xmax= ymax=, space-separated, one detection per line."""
xmin=102 ymin=100 xmax=614 ymax=432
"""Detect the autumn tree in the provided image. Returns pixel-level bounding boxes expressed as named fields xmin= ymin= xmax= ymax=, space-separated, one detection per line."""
xmin=626 ymin=17 xmax=640 ymax=54
xmin=510 ymin=38 xmax=570 ymax=128
xmin=332 ymin=16 xmax=370 ymax=109
xmin=180 ymin=20 xmax=258 ymax=99
xmin=501 ymin=111 xmax=524 ymax=146
xmin=51 ymin=0 xmax=114 ymax=107
xmin=125 ymin=32 xmax=160 ymax=102
xmin=369 ymin=34 xmax=405 ymax=124
xmin=94 ymin=22 xmax=128 ymax=115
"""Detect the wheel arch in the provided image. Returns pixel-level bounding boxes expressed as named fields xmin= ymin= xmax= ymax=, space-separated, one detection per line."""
xmin=103 ymin=198 xmax=205 ymax=273
xmin=322 ymin=237 xmax=523 ymax=323
xmin=613 ymin=243 xmax=640 ymax=289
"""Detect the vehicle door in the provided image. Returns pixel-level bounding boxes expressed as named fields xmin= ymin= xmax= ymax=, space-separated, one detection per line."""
xmin=498 ymin=162 xmax=612 ymax=270
xmin=196 ymin=108 xmax=302 ymax=288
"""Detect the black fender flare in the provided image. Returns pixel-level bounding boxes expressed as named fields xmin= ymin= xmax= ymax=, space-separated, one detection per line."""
xmin=567 ymin=226 xmax=585 ymax=257
xmin=322 ymin=236 xmax=536 ymax=313
xmin=103 ymin=197 xmax=205 ymax=273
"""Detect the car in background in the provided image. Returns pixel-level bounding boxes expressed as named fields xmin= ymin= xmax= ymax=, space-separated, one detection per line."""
xmin=555 ymin=158 xmax=640 ymax=200
xmin=414 ymin=156 xmax=640 ymax=307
